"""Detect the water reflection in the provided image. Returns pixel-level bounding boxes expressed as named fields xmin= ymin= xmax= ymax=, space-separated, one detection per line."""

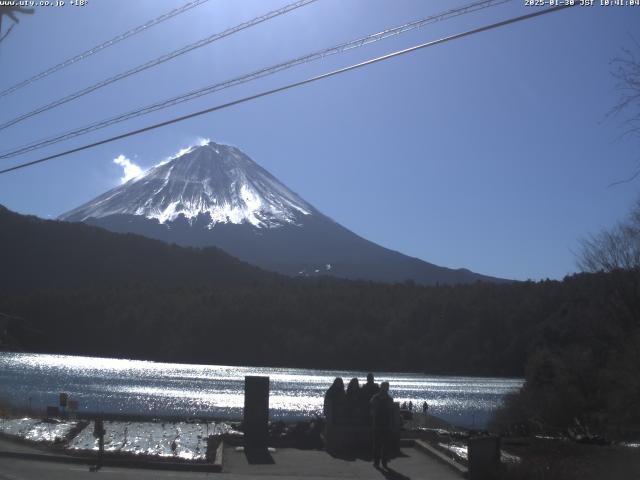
xmin=0 ymin=352 xmax=522 ymax=428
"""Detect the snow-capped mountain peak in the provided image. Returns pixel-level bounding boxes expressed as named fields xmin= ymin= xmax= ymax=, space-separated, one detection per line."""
xmin=59 ymin=139 xmax=504 ymax=285
xmin=60 ymin=141 xmax=314 ymax=229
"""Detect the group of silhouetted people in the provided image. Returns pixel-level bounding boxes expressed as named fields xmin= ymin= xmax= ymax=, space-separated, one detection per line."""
xmin=323 ymin=373 xmax=395 ymax=469
xmin=324 ymin=373 xmax=381 ymax=425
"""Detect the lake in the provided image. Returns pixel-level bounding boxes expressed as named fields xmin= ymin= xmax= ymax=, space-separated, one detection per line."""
xmin=0 ymin=352 xmax=522 ymax=429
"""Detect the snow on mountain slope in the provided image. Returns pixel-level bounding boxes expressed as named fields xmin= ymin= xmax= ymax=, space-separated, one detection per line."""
xmin=60 ymin=141 xmax=314 ymax=228
xmin=60 ymin=140 xmax=506 ymax=285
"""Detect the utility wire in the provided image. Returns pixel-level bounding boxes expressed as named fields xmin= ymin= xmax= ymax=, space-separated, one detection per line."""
xmin=0 ymin=0 xmax=511 ymax=160
xmin=0 ymin=4 xmax=576 ymax=176
xmin=0 ymin=0 xmax=211 ymax=99
xmin=0 ymin=0 xmax=317 ymax=131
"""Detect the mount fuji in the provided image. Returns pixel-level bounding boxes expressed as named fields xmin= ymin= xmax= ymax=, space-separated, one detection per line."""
xmin=60 ymin=141 xmax=502 ymax=285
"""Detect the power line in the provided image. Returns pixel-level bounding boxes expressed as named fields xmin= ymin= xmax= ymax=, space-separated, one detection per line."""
xmin=0 ymin=0 xmax=211 ymax=99
xmin=0 ymin=0 xmax=318 ymax=131
xmin=0 ymin=0 xmax=512 ymax=161
xmin=0 ymin=4 xmax=576 ymax=176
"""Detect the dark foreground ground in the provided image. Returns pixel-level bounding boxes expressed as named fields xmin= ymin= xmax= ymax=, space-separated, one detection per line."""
xmin=0 ymin=436 xmax=461 ymax=480
xmin=2 ymin=413 xmax=639 ymax=480
xmin=500 ymin=438 xmax=640 ymax=480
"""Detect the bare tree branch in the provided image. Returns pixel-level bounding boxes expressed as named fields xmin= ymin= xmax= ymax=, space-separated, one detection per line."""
xmin=605 ymin=37 xmax=640 ymax=186
xmin=608 ymin=166 xmax=640 ymax=187
xmin=0 ymin=6 xmax=34 ymax=44
xmin=578 ymin=199 xmax=640 ymax=272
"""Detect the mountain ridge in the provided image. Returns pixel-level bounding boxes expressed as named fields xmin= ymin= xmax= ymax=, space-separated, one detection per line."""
xmin=60 ymin=141 xmax=507 ymax=285
xmin=61 ymin=141 xmax=315 ymax=229
xmin=0 ymin=204 xmax=276 ymax=291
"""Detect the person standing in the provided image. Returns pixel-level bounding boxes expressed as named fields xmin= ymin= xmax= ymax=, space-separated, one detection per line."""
xmin=361 ymin=373 xmax=380 ymax=401
xmin=370 ymin=381 xmax=394 ymax=469
xmin=360 ymin=373 xmax=380 ymax=424
xmin=324 ymin=377 xmax=346 ymax=425
xmin=346 ymin=377 xmax=361 ymax=423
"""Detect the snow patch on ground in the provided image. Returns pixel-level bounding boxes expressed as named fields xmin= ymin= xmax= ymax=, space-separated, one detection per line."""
xmin=437 ymin=441 xmax=520 ymax=464
xmin=68 ymin=420 xmax=232 ymax=460
xmin=621 ymin=442 xmax=640 ymax=448
xmin=0 ymin=417 xmax=235 ymax=461
xmin=0 ymin=417 xmax=78 ymax=443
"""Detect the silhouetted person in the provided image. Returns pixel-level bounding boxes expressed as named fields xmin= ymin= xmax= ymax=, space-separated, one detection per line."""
xmin=324 ymin=377 xmax=346 ymax=425
xmin=360 ymin=373 xmax=380 ymax=424
xmin=370 ymin=381 xmax=394 ymax=469
xmin=361 ymin=373 xmax=379 ymax=401
xmin=408 ymin=400 xmax=413 ymax=412
xmin=346 ymin=377 xmax=361 ymax=423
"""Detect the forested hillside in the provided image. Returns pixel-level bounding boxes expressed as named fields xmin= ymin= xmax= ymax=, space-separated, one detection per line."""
xmin=2 ymin=270 xmax=636 ymax=379
xmin=3 ymin=204 xmax=639 ymax=433
xmin=0 ymin=205 xmax=275 ymax=290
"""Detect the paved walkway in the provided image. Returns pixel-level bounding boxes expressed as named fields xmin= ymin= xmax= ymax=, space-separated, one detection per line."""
xmin=0 ymin=432 xmax=463 ymax=479
xmin=0 ymin=437 xmax=56 ymax=455
xmin=223 ymin=445 xmax=461 ymax=479
xmin=0 ymin=444 xmax=462 ymax=480
xmin=0 ymin=457 xmax=211 ymax=480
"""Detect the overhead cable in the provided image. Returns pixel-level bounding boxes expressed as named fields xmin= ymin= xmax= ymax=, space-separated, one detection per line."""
xmin=0 ymin=4 xmax=577 ymax=176
xmin=0 ymin=0 xmax=511 ymax=160
xmin=0 ymin=0 xmax=211 ymax=99
xmin=0 ymin=0 xmax=318 ymax=131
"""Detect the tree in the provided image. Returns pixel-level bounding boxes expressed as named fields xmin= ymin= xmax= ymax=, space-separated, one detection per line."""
xmin=578 ymin=199 xmax=640 ymax=272
xmin=0 ymin=6 xmax=34 ymax=44
xmin=608 ymin=39 xmax=640 ymax=184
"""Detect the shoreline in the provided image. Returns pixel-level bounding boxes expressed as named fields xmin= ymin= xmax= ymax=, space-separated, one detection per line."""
xmin=0 ymin=349 xmax=526 ymax=380
xmin=1 ymin=351 xmax=521 ymax=434
xmin=2 ymin=411 xmax=638 ymax=479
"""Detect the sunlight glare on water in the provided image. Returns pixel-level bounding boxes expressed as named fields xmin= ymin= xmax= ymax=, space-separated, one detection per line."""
xmin=0 ymin=352 xmax=522 ymax=428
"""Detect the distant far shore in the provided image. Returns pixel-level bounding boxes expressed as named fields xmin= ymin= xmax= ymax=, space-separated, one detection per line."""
xmin=0 ymin=350 xmax=524 ymax=380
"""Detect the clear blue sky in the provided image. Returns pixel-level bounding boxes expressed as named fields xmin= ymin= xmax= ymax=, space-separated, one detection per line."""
xmin=0 ymin=0 xmax=638 ymax=281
